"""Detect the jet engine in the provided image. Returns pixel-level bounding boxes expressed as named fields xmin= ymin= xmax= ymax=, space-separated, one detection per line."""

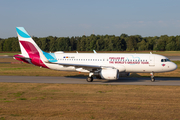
xmin=100 ymin=68 xmax=119 ymax=80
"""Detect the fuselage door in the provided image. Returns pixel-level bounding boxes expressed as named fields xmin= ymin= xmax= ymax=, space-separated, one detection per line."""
xmin=149 ymin=56 xmax=155 ymax=67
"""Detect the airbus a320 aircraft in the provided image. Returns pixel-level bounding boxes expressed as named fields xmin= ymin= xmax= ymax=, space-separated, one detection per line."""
xmin=14 ymin=27 xmax=177 ymax=82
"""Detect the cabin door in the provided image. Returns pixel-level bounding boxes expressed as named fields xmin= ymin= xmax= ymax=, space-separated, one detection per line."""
xmin=149 ymin=56 xmax=155 ymax=66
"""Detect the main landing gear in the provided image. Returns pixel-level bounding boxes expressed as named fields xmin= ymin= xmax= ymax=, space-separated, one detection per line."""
xmin=86 ymin=72 xmax=94 ymax=82
xmin=150 ymin=72 xmax=155 ymax=82
xmin=86 ymin=77 xmax=93 ymax=82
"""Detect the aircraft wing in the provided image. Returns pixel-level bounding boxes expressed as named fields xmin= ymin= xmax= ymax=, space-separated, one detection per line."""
xmin=46 ymin=62 xmax=114 ymax=69
xmin=57 ymin=63 xmax=101 ymax=68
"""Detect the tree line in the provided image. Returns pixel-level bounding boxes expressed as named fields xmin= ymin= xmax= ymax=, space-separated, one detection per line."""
xmin=0 ymin=34 xmax=180 ymax=52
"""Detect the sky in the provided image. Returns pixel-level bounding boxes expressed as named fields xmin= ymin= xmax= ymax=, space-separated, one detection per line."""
xmin=1 ymin=0 xmax=180 ymax=38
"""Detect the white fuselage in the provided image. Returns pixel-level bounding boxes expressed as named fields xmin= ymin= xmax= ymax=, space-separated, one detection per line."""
xmin=44 ymin=53 xmax=177 ymax=73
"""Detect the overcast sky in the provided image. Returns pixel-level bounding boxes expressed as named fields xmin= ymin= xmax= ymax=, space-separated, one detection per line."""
xmin=1 ymin=0 xmax=180 ymax=38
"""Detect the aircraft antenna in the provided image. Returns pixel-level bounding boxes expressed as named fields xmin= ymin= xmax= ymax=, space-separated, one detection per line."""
xmin=93 ymin=50 xmax=97 ymax=53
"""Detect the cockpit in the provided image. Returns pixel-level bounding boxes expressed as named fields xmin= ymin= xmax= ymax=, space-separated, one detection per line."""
xmin=161 ymin=59 xmax=171 ymax=62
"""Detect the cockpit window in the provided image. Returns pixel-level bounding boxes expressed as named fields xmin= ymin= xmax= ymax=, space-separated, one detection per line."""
xmin=161 ymin=59 xmax=170 ymax=62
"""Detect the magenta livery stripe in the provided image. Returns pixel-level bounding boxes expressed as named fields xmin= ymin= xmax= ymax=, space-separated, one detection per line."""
xmin=20 ymin=41 xmax=49 ymax=68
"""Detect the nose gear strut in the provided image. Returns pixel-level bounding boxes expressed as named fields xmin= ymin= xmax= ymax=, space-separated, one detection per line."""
xmin=150 ymin=72 xmax=155 ymax=82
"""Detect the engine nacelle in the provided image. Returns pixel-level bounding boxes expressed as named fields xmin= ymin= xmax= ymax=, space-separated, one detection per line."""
xmin=100 ymin=68 xmax=119 ymax=80
xmin=119 ymin=72 xmax=130 ymax=77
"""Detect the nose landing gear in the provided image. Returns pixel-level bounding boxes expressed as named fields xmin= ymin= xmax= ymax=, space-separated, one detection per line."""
xmin=150 ymin=72 xmax=155 ymax=82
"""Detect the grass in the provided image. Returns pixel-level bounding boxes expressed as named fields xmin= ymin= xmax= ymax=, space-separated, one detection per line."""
xmin=13 ymin=92 xmax=25 ymax=97
xmin=17 ymin=98 xmax=27 ymax=100
xmin=152 ymin=51 xmax=180 ymax=56
xmin=0 ymin=83 xmax=180 ymax=119
xmin=0 ymin=52 xmax=20 ymax=56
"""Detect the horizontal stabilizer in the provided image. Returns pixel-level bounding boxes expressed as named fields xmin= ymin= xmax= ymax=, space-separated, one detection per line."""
xmin=14 ymin=56 xmax=31 ymax=60
xmin=14 ymin=54 xmax=30 ymax=59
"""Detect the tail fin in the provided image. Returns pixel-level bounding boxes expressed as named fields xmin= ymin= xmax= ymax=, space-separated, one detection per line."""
xmin=16 ymin=27 xmax=48 ymax=62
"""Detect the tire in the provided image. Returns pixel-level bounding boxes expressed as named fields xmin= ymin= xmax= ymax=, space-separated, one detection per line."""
xmin=86 ymin=77 xmax=93 ymax=82
xmin=151 ymin=78 xmax=155 ymax=82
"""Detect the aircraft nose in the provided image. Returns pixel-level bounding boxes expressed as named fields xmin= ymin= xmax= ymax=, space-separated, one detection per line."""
xmin=171 ymin=63 xmax=177 ymax=71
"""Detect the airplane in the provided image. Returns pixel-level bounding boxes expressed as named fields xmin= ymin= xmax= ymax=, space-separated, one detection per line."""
xmin=14 ymin=27 xmax=177 ymax=82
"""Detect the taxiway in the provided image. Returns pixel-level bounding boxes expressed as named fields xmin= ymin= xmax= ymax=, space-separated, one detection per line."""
xmin=0 ymin=76 xmax=180 ymax=86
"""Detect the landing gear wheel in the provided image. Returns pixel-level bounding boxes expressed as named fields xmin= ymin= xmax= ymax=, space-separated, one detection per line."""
xmin=151 ymin=78 xmax=155 ymax=82
xmin=86 ymin=77 xmax=93 ymax=82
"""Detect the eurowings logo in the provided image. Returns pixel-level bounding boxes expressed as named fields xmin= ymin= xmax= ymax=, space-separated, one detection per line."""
xmin=162 ymin=64 xmax=166 ymax=67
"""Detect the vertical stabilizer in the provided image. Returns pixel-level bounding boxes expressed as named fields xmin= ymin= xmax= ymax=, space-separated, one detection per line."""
xmin=16 ymin=27 xmax=48 ymax=62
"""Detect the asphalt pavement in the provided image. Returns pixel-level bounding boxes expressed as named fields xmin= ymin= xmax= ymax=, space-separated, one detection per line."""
xmin=0 ymin=76 xmax=180 ymax=86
